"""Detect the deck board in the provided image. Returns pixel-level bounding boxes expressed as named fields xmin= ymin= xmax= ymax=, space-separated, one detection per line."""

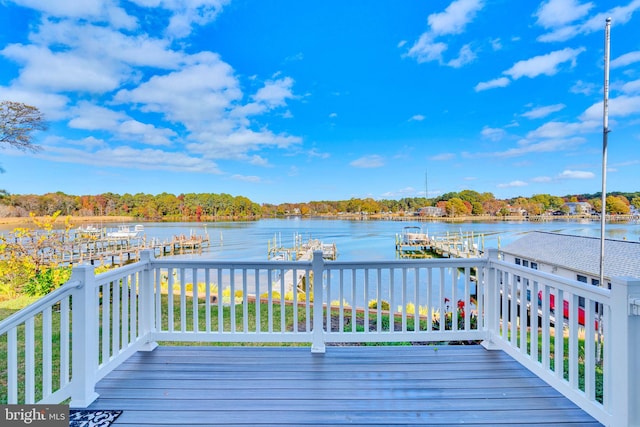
xmin=88 ymin=345 xmax=603 ymax=426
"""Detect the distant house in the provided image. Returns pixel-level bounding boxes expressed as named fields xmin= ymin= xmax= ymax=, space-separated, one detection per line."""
xmin=417 ymin=206 xmax=445 ymax=217
xmin=563 ymin=202 xmax=592 ymax=215
xmin=501 ymin=231 xmax=640 ymax=288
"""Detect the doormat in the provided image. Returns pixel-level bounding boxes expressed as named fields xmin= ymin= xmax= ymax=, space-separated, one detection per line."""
xmin=69 ymin=410 xmax=122 ymax=427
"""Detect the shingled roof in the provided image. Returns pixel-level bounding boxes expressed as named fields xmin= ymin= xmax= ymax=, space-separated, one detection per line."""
xmin=501 ymin=231 xmax=640 ymax=280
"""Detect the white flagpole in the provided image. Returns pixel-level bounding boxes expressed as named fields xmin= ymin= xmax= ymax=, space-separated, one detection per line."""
xmin=599 ymin=17 xmax=611 ymax=288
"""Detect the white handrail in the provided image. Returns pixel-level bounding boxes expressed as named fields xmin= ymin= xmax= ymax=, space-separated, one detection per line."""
xmin=1 ymin=250 xmax=637 ymax=426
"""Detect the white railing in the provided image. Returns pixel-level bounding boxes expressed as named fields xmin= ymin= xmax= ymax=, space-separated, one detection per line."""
xmin=1 ymin=249 xmax=639 ymax=426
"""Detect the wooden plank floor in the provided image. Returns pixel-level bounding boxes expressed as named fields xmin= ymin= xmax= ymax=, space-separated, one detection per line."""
xmin=88 ymin=345 xmax=602 ymax=426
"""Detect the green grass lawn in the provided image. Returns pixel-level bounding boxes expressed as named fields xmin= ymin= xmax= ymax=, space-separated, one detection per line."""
xmin=1 ymin=294 xmax=604 ymax=405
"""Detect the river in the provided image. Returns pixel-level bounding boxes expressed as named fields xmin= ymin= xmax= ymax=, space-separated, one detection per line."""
xmin=85 ymin=217 xmax=640 ymax=261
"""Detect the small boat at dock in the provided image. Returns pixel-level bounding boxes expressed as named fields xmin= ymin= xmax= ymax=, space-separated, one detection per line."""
xmin=107 ymin=224 xmax=144 ymax=239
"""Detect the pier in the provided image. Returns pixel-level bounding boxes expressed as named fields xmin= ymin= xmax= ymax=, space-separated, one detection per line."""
xmin=268 ymin=232 xmax=337 ymax=261
xmin=395 ymin=228 xmax=485 ymax=259
xmin=268 ymin=233 xmax=337 ymax=293
xmin=5 ymin=226 xmax=211 ymax=267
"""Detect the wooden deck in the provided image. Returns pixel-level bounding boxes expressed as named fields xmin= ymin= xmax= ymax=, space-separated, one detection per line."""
xmin=88 ymin=345 xmax=602 ymax=426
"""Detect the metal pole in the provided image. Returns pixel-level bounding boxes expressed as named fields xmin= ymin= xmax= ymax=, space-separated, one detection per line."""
xmin=599 ymin=17 xmax=611 ymax=288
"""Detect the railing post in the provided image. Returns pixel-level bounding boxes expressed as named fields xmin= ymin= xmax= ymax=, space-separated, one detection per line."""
xmin=311 ymin=250 xmax=326 ymax=353
xmin=608 ymin=277 xmax=640 ymax=426
xmin=139 ymin=250 xmax=158 ymax=351
xmin=481 ymin=249 xmax=501 ymax=350
xmin=69 ymin=265 xmax=99 ymax=408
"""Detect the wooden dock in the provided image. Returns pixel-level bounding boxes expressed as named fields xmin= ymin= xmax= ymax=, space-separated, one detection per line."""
xmin=396 ymin=230 xmax=484 ymax=259
xmin=268 ymin=233 xmax=337 ymax=261
xmin=14 ymin=229 xmax=211 ymax=267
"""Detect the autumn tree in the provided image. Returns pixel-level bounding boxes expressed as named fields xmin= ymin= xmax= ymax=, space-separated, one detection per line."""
xmin=1 ymin=101 xmax=47 ymax=152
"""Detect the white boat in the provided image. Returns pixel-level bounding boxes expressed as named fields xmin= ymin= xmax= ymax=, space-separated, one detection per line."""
xmin=107 ymin=224 xmax=144 ymax=239
xmin=77 ymin=225 xmax=102 ymax=237
xmin=401 ymin=226 xmax=429 ymax=244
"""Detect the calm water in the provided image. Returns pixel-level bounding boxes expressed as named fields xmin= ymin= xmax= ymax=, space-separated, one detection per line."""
xmin=2 ymin=217 xmax=638 ymax=261
xmin=3 ymin=218 xmax=637 ymax=307
xmin=99 ymin=218 xmax=640 ymax=261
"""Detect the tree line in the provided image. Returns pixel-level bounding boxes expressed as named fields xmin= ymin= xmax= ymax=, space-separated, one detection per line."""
xmin=1 ymin=190 xmax=638 ymax=220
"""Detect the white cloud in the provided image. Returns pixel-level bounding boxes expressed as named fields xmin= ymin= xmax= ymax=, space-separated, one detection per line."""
xmin=474 ymin=77 xmax=510 ymax=92
xmin=118 ymin=120 xmax=176 ymax=146
xmin=447 ymin=44 xmax=477 ymax=68
xmin=558 ymin=169 xmax=594 ymax=179
xmin=253 ymin=77 xmax=295 ymax=107
xmin=497 ymin=180 xmax=528 ymax=188
xmin=481 ymin=126 xmax=506 ymax=141
xmin=493 ymin=137 xmax=587 ymax=158
xmin=537 ymin=0 xmax=640 ymax=42
xmin=525 ymin=120 xmax=598 ymax=139
xmin=570 ymin=80 xmax=597 ymax=95
xmin=427 ymin=0 xmax=484 ymax=36
xmin=11 ymin=0 xmax=137 ymax=29
xmin=580 ymin=95 xmax=640 ymax=121
xmin=350 ymin=155 xmax=385 ymax=168
xmin=0 ymin=86 xmax=69 ymax=120
xmin=409 ymin=114 xmax=425 ymax=121
xmin=38 ymin=142 xmax=221 ymax=173
xmin=68 ymin=102 xmax=128 ymax=130
xmin=534 ymin=0 xmax=593 ymax=28
xmin=504 ymin=47 xmax=585 ymax=80
xmin=406 ymin=34 xmax=447 ymax=64
xmin=611 ymin=51 xmax=640 ymax=68
xmin=621 ymin=79 xmax=640 ymax=94
xmin=406 ymin=0 xmax=484 ymax=65
xmin=1 ymin=44 xmax=124 ymax=93
xmin=521 ymin=104 xmax=566 ymax=119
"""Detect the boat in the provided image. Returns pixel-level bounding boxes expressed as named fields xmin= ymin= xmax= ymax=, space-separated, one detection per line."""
xmin=401 ymin=226 xmax=429 ymax=245
xmin=77 ymin=225 xmax=103 ymax=238
xmin=107 ymin=224 xmax=144 ymax=239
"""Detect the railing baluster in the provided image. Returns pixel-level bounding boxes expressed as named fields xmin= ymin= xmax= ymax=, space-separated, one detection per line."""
xmin=554 ymin=288 xmax=564 ymax=379
xmin=167 ymin=269 xmax=174 ymax=332
xmin=60 ymin=296 xmax=70 ymax=387
xmin=230 ymin=268 xmax=236 ymax=334
xmin=584 ymin=298 xmax=595 ymax=400
xmin=242 ymin=269 xmax=248 ymax=333
xmin=217 ymin=269 xmax=223 ymax=333
xmin=43 ymin=306 xmax=53 ymax=399
xmin=568 ymin=292 xmax=579 ymax=387
xmin=338 ymin=269 xmax=344 ymax=333
xmin=8 ymin=327 xmax=18 ymax=404
xmin=413 ymin=267 xmax=419 ymax=332
xmin=193 ymin=268 xmax=199 ymax=333
xmin=255 ymin=268 xmax=261 ymax=333
xmin=426 ymin=268 xmax=432 ymax=332
xmin=179 ymin=268 xmax=186 ymax=333
xmin=122 ymin=273 xmax=129 ymax=348
xmin=205 ymin=268 xmax=211 ymax=332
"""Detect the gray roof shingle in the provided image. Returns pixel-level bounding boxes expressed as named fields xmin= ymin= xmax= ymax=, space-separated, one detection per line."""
xmin=501 ymin=231 xmax=640 ymax=280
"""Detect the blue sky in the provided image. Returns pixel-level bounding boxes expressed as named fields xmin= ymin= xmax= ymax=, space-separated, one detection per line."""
xmin=1 ymin=0 xmax=639 ymax=204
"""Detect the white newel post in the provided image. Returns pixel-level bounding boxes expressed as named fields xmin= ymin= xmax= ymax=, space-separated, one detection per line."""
xmin=608 ymin=277 xmax=640 ymax=427
xmin=311 ymin=250 xmax=326 ymax=353
xmin=69 ymin=265 xmax=100 ymax=408
xmin=481 ymin=249 xmax=501 ymax=350
xmin=139 ymin=250 xmax=158 ymax=351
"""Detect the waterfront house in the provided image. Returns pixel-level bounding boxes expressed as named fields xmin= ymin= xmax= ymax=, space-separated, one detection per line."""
xmin=501 ymin=231 xmax=640 ymax=287
xmin=564 ymin=202 xmax=593 ymax=215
